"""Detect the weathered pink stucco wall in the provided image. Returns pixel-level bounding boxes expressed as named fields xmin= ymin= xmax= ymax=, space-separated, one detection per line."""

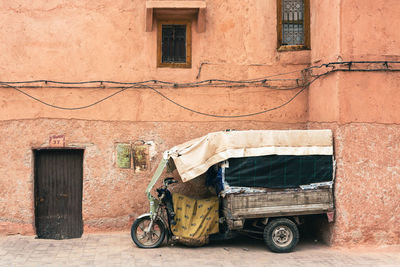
xmin=1 ymin=0 xmax=399 ymax=247
xmin=0 ymin=0 xmax=310 ymax=82
xmin=0 ymin=0 xmax=310 ymax=235
xmin=0 ymin=120 xmax=306 ymax=234
xmin=0 ymin=85 xmax=308 ymax=123
xmin=309 ymin=0 xmax=400 ymax=246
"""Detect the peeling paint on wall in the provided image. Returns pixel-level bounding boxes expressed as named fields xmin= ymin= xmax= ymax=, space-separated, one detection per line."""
xmin=145 ymin=141 xmax=157 ymax=160
xmin=133 ymin=145 xmax=148 ymax=172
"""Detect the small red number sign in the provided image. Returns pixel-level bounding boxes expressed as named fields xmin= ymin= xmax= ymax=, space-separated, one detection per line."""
xmin=49 ymin=135 xmax=65 ymax=147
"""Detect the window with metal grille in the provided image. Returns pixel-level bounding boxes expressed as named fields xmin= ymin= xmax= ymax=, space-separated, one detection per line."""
xmin=277 ymin=0 xmax=310 ymax=50
xmin=157 ymin=20 xmax=192 ymax=68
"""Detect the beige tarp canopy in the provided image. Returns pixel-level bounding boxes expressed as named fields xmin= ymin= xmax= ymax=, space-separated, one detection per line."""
xmin=166 ymin=130 xmax=333 ymax=182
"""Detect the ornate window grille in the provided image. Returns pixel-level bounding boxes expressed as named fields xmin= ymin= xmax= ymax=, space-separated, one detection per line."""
xmin=277 ymin=0 xmax=310 ymax=50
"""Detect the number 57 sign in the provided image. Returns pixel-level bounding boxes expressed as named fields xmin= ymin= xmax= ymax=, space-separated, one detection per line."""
xmin=49 ymin=135 xmax=66 ymax=147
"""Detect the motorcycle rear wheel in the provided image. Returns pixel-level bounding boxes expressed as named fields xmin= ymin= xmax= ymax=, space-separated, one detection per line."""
xmin=131 ymin=215 xmax=166 ymax=248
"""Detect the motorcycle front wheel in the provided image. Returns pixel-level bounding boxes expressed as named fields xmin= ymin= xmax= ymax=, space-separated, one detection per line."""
xmin=131 ymin=215 xmax=166 ymax=248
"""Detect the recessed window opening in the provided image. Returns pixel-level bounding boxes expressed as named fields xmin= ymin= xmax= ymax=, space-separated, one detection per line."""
xmin=277 ymin=0 xmax=310 ymax=50
xmin=157 ymin=20 xmax=192 ymax=68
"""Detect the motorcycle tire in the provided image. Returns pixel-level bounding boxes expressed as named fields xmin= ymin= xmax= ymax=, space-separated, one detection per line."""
xmin=131 ymin=215 xmax=166 ymax=248
xmin=263 ymin=218 xmax=299 ymax=253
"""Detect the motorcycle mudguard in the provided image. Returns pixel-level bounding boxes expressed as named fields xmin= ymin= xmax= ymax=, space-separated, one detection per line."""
xmin=136 ymin=213 xmax=168 ymax=230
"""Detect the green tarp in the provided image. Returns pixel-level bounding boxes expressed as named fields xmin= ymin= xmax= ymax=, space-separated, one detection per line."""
xmin=224 ymin=155 xmax=333 ymax=188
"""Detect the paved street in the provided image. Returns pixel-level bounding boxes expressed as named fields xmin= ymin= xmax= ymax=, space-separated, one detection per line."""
xmin=0 ymin=232 xmax=399 ymax=267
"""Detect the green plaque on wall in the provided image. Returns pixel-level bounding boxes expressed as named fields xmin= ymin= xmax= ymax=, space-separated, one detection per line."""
xmin=117 ymin=144 xmax=131 ymax=168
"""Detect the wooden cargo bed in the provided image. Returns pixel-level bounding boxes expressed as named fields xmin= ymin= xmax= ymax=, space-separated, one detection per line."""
xmin=222 ymin=188 xmax=334 ymax=220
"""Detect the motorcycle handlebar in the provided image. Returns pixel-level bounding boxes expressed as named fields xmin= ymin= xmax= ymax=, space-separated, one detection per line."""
xmin=163 ymin=177 xmax=178 ymax=186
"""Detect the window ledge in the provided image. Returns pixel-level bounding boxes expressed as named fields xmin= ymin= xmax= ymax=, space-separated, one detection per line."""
xmin=146 ymin=1 xmax=206 ymax=32
xmin=278 ymin=45 xmax=310 ymax=52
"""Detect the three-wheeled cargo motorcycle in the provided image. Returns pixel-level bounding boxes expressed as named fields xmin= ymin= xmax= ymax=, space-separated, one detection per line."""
xmin=131 ymin=130 xmax=335 ymax=253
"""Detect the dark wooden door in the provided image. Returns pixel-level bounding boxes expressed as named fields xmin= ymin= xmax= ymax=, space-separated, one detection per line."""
xmin=34 ymin=149 xmax=84 ymax=239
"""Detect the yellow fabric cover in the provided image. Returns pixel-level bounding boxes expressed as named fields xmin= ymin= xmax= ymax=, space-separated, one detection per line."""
xmin=171 ymin=193 xmax=219 ymax=239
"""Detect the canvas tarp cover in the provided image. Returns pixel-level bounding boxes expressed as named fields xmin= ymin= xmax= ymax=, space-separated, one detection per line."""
xmin=167 ymin=130 xmax=333 ymax=182
xmin=224 ymin=155 xmax=333 ymax=188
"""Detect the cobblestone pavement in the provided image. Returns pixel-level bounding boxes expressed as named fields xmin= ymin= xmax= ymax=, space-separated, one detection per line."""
xmin=0 ymin=232 xmax=399 ymax=267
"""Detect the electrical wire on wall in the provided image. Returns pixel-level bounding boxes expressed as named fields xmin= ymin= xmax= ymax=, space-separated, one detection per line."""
xmin=0 ymin=61 xmax=399 ymax=118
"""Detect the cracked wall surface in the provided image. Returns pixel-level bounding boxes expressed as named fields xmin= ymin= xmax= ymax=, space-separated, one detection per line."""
xmin=308 ymin=0 xmax=400 ymax=246
xmin=0 ymin=0 xmax=310 ymax=237
xmin=308 ymin=122 xmax=400 ymax=246
xmin=0 ymin=0 xmax=399 ymax=247
xmin=0 ymin=119 xmax=306 ymax=234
